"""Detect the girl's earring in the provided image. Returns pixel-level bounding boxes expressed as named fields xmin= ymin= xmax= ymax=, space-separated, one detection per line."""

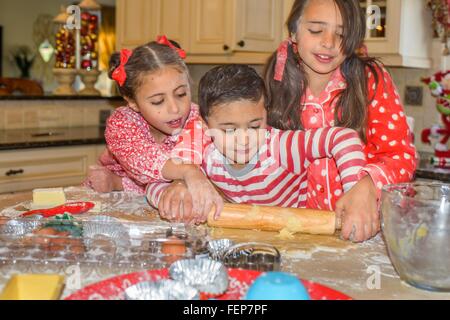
xmin=290 ymin=34 xmax=299 ymax=54
xmin=291 ymin=42 xmax=299 ymax=54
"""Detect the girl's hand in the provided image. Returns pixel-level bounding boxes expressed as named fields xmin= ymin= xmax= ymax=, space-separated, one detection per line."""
xmin=87 ymin=165 xmax=123 ymax=193
xmin=159 ymin=180 xmax=195 ymax=223
xmin=335 ymin=175 xmax=380 ymax=242
xmin=183 ymin=166 xmax=224 ymax=224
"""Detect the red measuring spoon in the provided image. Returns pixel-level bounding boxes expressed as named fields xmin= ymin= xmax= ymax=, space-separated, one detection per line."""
xmin=21 ymin=202 xmax=95 ymax=218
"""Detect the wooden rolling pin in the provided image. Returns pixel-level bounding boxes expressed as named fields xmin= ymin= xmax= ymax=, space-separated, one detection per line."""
xmin=207 ymin=203 xmax=341 ymax=235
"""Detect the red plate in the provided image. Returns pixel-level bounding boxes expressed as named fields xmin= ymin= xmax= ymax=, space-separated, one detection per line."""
xmin=65 ymin=268 xmax=352 ymax=300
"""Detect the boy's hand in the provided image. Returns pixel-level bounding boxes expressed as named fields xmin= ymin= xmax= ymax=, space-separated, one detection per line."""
xmin=87 ymin=165 xmax=123 ymax=193
xmin=183 ymin=166 xmax=224 ymax=223
xmin=335 ymin=175 xmax=380 ymax=242
xmin=159 ymin=180 xmax=195 ymax=223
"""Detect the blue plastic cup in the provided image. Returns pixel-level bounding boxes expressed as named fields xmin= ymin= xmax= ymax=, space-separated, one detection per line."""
xmin=245 ymin=272 xmax=310 ymax=300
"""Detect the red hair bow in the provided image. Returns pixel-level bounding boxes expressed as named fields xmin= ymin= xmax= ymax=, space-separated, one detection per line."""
xmin=274 ymin=38 xmax=298 ymax=82
xmin=111 ymin=49 xmax=133 ymax=87
xmin=156 ymin=35 xmax=187 ymax=59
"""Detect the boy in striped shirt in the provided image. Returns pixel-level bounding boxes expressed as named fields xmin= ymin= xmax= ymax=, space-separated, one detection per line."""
xmin=153 ymin=65 xmax=367 ymax=225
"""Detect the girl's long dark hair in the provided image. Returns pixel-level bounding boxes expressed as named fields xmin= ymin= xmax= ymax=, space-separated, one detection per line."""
xmin=264 ymin=0 xmax=383 ymax=142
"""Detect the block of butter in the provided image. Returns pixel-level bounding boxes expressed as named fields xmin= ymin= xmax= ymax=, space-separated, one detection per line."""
xmin=0 ymin=274 xmax=65 ymax=300
xmin=32 ymin=187 xmax=66 ymax=208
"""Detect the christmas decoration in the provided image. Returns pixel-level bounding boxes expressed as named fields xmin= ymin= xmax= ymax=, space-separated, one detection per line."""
xmin=421 ymin=71 xmax=450 ymax=163
xmin=427 ymin=0 xmax=450 ymax=55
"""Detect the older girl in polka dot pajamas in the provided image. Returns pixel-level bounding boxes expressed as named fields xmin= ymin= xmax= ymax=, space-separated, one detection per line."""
xmin=264 ymin=0 xmax=416 ymax=242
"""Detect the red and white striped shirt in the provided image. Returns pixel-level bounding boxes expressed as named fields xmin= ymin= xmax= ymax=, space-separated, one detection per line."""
xmin=147 ymin=126 xmax=366 ymax=208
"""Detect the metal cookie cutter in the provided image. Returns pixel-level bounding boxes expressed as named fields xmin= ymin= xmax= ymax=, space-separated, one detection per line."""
xmin=222 ymin=242 xmax=281 ymax=272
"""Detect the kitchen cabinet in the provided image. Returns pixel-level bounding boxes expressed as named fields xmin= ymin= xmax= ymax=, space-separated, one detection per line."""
xmin=189 ymin=0 xmax=282 ymax=53
xmin=116 ymin=0 xmax=189 ymax=50
xmin=116 ymin=0 xmax=152 ymax=49
xmin=189 ymin=0 xmax=233 ymax=54
xmin=116 ymin=0 xmax=287 ymax=64
xmin=117 ymin=0 xmax=433 ymax=66
xmin=233 ymin=0 xmax=283 ymax=53
xmin=148 ymin=0 xmax=190 ymax=50
xmin=360 ymin=0 xmax=432 ymax=68
xmin=0 ymin=145 xmax=104 ymax=193
xmin=283 ymin=0 xmax=294 ymax=38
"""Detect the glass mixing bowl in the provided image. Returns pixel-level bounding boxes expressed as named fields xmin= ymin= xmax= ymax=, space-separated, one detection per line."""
xmin=381 ymin=182 xmax=450 ymax=291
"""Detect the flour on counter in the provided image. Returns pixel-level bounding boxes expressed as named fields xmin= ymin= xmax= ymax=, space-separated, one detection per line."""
xmin=283 ymin=245 xmax=352 ymax=260
xmin=0 ymin=187 xmax=151 ymax=218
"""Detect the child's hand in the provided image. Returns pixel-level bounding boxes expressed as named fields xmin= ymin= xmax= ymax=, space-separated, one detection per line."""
xmin=87 ymin=165 xmax=123 ymax=193
xmin=183 ymin=166 xmax=224 ymax=223
xmin=335 ymin=176 xmax=380 ymax=242
xmin=158 ymin=180 xmax=196 ymax=223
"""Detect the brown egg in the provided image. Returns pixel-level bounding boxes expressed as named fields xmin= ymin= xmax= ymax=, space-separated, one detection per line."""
xmin=90 ymin=238 xmax=113 ymax=247
xmin=48 ymin=244 xmax=64 ymax=252
xmin=34 ymin=237 xmax=51 ymax=247
xmin=70 ymin=245 xmax=85 ymax=255
xmin=161 ymin=236 xmax=186 ymax=264
xmin=33 ymin=227 xmax=58 ymax=247
xmin=51 ymin=232 xmax=70 ymax=248
xmin=0 ymin=217 xmax=10 ymax=226
xmin=35 ymin=227 xmax=58 ymax=236
xmin=22 ymin=235 xmax=34 ymax=246
xmin=63 ymin=237 xmax=84 ymax=253
xmin=57 ymin=231 xmax=71 ymax=237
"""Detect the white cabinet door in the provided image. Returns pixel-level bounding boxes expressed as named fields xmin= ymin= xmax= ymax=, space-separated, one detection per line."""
xmin=0 ymin=146 xmax=98 ymax=193
xmin=116 ymin=0 xmax=152 ymax=49
xmin=116 ymin=0 xmax=286 ymax=62
xmin=189 ymin=0 xmax=233 ymax=54
xmin=117 ymin=0 xmax=189 ymax=50
xmin=360 ymin=0 xmax=431 ymax=68
xmin=149 ymin=0 xmax=190 ymax=50
xmin=282 ymin=0 xmax=295 ymax=38
xmin=233 ymin=0 xmax=283 ymax=52
xmin=361 ymin=0 xmax=398 ymax=55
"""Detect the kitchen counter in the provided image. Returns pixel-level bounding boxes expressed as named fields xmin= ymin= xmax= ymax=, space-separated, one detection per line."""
xmin=0 ymin=127 xmax=105 ymax=150
xmin=415 ymin=165 xmax=450 ymax=183
xmin=415 ymin=152 xmax=450 ymax=183
xmin=1 ymin=190 xmax=450 ymax=300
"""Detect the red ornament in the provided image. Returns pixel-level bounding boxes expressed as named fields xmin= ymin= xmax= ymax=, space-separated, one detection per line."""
xmin=89 ymin=14 xmax=98 ymax=23
xmin=81 ymin=27 xmax=88 ymax=36
xmin=81 ymin=12 xmax=90 ymax=21
xmin=81 ymin=60 xmax=92 ymax=69
xmin=88 ymin=24 xmax=97 ymax=32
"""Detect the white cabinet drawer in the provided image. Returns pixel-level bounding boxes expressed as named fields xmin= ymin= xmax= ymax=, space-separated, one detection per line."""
xmin=0 ymin=146 xmax=99 ymax=193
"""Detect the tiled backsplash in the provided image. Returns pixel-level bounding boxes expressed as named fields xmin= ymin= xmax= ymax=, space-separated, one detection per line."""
xmin=387 ymin=67 xmax=438 ymax=154
xmin=0 ymin=99 xmax=122 ymax=130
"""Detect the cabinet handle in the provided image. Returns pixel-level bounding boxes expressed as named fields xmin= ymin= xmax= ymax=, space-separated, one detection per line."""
xmin=6 ymin=169 xmax=24 ymax=176
xmin=237 ymin=40 xmax=245 ymax=47
xmin=223 ymin=44 xmax=230 ymax=51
